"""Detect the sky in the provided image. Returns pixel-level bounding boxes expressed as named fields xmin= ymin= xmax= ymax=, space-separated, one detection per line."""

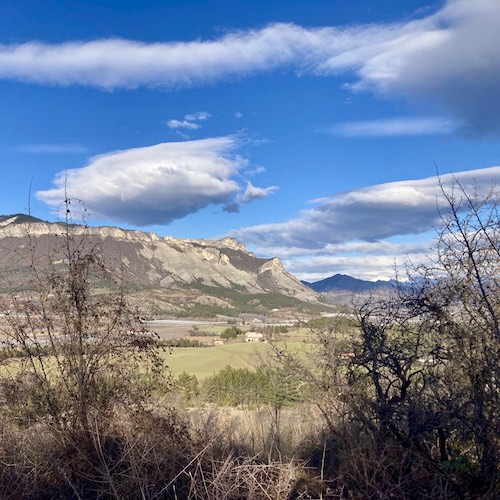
xmin=1 ymin=0 xmax=500 ymax=281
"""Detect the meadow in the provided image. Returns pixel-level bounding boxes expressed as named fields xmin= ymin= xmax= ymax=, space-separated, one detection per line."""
xmin=163 ymin=339 xmax=312 ymax=380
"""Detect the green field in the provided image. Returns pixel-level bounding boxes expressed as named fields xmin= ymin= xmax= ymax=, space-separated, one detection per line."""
xmin=162 ymin=341 xmax=310 ymax=380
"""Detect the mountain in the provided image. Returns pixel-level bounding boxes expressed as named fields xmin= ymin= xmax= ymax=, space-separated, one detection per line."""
xmin=0 ymin=213 xmax=44 ymax=225
xmin=303 ymin=273 xmax=397 ymax=293
xmin=0 ymin=215 xmax=319 ymax=317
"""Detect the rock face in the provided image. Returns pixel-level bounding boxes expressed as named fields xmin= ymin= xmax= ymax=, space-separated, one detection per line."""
xmin=0 ymin=215 xmax=316 ymax=302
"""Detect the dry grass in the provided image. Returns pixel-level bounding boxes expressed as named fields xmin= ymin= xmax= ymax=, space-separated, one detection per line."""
xmin=0 ymin=402 xmax=331 ymax=499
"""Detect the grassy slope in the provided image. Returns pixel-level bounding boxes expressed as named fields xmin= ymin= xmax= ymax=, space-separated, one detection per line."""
xmin=183 ymin=283 xmax=334 ymax=317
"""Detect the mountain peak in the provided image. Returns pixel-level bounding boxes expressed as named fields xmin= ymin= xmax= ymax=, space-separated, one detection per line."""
xmin=0 ymin=214 xmax=44 ymax=226
xmin=304 ymin=273 xmax=396 ymax=293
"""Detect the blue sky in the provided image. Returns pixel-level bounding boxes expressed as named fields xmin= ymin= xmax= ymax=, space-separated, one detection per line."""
xmin=1 ymin=0 xmax=499 ymax=281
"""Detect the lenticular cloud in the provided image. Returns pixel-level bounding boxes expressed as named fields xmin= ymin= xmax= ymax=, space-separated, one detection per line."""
xmin=233 ymin=166 xmax=500 ymax=248
xmin=37 ymin=136 xmax=270 ymax=226
xmin=2 ymin=2 xmax=500 ymax=134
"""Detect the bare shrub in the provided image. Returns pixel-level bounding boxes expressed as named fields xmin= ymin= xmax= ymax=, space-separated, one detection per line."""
xmin=275 ymin=180 xmax=499 ymax=498
xmin=0 ymin=201 xmax=174 ymax=496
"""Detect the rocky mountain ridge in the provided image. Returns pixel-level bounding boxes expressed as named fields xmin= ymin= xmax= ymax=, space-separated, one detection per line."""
xmin=0 ymin=214 xmax=317 ymax=304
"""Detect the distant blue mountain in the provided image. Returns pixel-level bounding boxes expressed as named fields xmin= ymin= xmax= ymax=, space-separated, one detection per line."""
xmin=302 ymin=274 xmax=398 ymax=293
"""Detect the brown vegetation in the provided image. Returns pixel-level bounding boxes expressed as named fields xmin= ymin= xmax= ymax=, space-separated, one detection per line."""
xmin=275 ymin=179 xmax=499 ymax=498
xmin=0 ymin=182 xmax=497 ymax=498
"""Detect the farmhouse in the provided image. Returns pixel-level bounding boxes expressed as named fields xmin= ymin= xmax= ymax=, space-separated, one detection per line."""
xmin=244 ymin=331 xmax=264 ymax=343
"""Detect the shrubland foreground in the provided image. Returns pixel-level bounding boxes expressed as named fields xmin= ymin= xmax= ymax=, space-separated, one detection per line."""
xmin=0 ymin=183 xmax=498 ymax=499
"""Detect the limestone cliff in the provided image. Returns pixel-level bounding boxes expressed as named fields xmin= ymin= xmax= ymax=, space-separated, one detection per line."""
xmin=0 ymin=215 xmax=317 ymax=303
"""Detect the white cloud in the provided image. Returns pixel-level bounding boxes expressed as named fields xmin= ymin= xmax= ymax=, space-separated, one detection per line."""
xmin=283 ymin=240 xmax=433 ymax=281
xmin=323 ymin=0 xmax=500 ymax=135
xmin=233 ymin=167 xmax=500 ymax=249
xmin=0 ymin=25 xmax=329 ymax=89
xmin=36 ymin=136 xmax=270 ymax=226
xmin=289 ymin=254 xmax=412 ymax=282
xmin=237 ymin=181 xmax=278 ymax=204
xmin=185 ymin=111 xmax=211 ymax=121
xmin=233 ymin=164 xmax=500 ymax=281
xmin=166 ymin=119 xmax=200 ymax=130
xmin=247 ymin=239 xmax=434 ymax=281
xmin=246 ymin=165 xmax=266 ymax=176
xmin=2 ymin=2 xmax=500 ymax=133
xmin=232 ymin=166 xmax=500 ymax=280
xmin=328 ymin=116 xmax=457 ymax=137
xmin=166 ymin=111 xmax=212 ymax=132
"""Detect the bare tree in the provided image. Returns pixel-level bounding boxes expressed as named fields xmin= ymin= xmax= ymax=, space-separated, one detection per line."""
xmin=430 ymin=179 xmax=500 ymax=486
xmin=289 ymin=180 xmax=500 ymax=497
xmin=0 ymin=199 xmax=165 ymax=433
xmin=347 ymin=179 xmax=500 ymax=496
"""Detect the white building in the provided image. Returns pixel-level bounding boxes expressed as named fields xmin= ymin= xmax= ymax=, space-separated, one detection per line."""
xmin=244 ymin=331 xmax=264 ymax=343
